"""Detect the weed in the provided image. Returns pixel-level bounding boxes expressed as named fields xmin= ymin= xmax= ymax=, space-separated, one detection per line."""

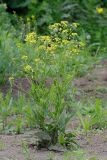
xmin=77 ymin=99 xmax=107 ymax=133
xmin=22 ymin=141 xmax=33 ymax=160
xmin=0 ymin=140 xmax=5 ymax=151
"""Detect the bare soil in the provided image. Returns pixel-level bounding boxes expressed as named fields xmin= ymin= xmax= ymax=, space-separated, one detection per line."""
xmin=0 ymin=134 xmax=63 ymax=160
xmin=78 ymin=129 xmax=107 ymax=160
xmin=1 ymin=130 xmax=107 ymax=160
xmin=73 ymin=60 xmax=107 ymax=100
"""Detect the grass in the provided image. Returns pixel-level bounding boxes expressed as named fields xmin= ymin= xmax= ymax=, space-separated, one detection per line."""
xmin=0 ymin=140 xmax=5 ymax=151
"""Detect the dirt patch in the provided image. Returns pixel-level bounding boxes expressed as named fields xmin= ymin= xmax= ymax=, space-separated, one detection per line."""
xmin=0 ymin=78 xmax=31 ymax=97
xmin=73 ymin=60 xmax=107 ymax=100
xmin=78 ymin=129 xmax=107 ymax=159
xmin=1 ymin=129 xmax=107 ymax=160
xmin=0 ymin=77 xmax=55 ymax=97
xmin=0 ymin=134 xmax=63 ymax=160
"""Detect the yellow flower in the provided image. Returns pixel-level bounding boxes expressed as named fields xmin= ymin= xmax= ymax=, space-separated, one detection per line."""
xmin=27 ymin=17 xmax=30 ymax=22
xmin=9 ymin=76 xmax=14 ymax=81
xmin=38 ymin=45 xmax=46 ymax=51
xmin=61 ymin=21 xmax=68 ymax=27
xmin=34 ymin=58 xmax=40 ymax=63
xmin=49 ymin=23 xmax=61 ymax=32
xmin=25 ymin=32 xmax=36 ymax=44
xmin=72 ymin=23 xmax=79 ymax=28
xmin=79 ymin=42 xmax=85 ymax=47
xmin=71 ymin=33 xmax=78 ymax=36
xmin=31 ymin=15 xmax=35 ymax=20
xmin=96 ymin=7 xmax=104 ymax=14
xmin=46 ymin=44 xmax=57 ymax=54
xmin=71 ymin=48 xmax=79 ymax=53
xmin=62 ymin=29 xmax=68 ymax=34
xmin=39 ymin=36 xmax=51 ymax=43
xmin=17 ymin=42 xmax=22 ymax=48
xmin=62 ymin=40 xmax=70 ymax=45
xmin=21 ymin=55 xmax=28 ymax=60
xmin=53 ymin=37 xmax=60 ymax=43
xmin=24 ymin=65 xmax=33 ymax=72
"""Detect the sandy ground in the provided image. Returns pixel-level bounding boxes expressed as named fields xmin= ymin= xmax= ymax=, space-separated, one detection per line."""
xmin=1 ymin=130 xmax=107 ymax=160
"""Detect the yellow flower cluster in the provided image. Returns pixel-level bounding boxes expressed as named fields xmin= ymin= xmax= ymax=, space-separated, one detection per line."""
xmin=60 ymin=21 xmax=68 ymax=27
xmin=79 ymin=42 xmax=85 ymax=47
xmin=9 ymin=76 xmax=14 ymax=81
xmin=71 ymin=33 xmax=78 ymax=36
xmin=31 ymin=15 xmax=35 ymax=20
xmin=22 ymin=21 xmax=84 ymax=72
xmin=25 ymin=32 xmax=36 ymax=44
xmin=48 ymin=21 xmax=80 ymax=42
xmin=39 ymin=35 xmax=51 ymax=44
xmin=38 ymin=45 xmax=46 ymax=51
xmin=96 ymin=7 xmax=104 ymax=14
xmin=49 ymin=23 xmax=61 ymax=31
xmin=17 ymin=42 xmax=22 ymax=48
xmin=71 ymin=48 xmax=79 ymax=54
xmin=26 ymin=15 xmax=36 ymax=23
xmin=49 ymin=21 xmax=71 ymax=31
xmin=35 ymin=58 xmax=40 ymax=63
xmin=46 ymin=44 xmax=58 ymax=54
xmin=62 ymin=29 xmax=68 ymax=34
xmin=62 ymin=40 xmax=70 ymax=45
xmin=53 ymin=37 xmax=60 ymax=43
xmin=24 ymin=65 xmax=33 ymax=72
xmin=72 ymin=23 xmax=79 ymax=28
xmin=27 ymin=17 xmax=30 ymax=22
xmin=21 ymin=55 xmax=28 ymax=60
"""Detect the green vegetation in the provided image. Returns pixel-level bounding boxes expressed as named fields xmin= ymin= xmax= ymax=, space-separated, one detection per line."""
xmin=2 ymin=0 xmax=31 ymax=8
xmin=0 ymin=0 xmax=107 ymax=159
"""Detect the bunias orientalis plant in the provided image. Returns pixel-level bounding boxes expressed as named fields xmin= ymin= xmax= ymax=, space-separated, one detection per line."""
xmin=9 ymin=21 xmax=86 ymax=148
